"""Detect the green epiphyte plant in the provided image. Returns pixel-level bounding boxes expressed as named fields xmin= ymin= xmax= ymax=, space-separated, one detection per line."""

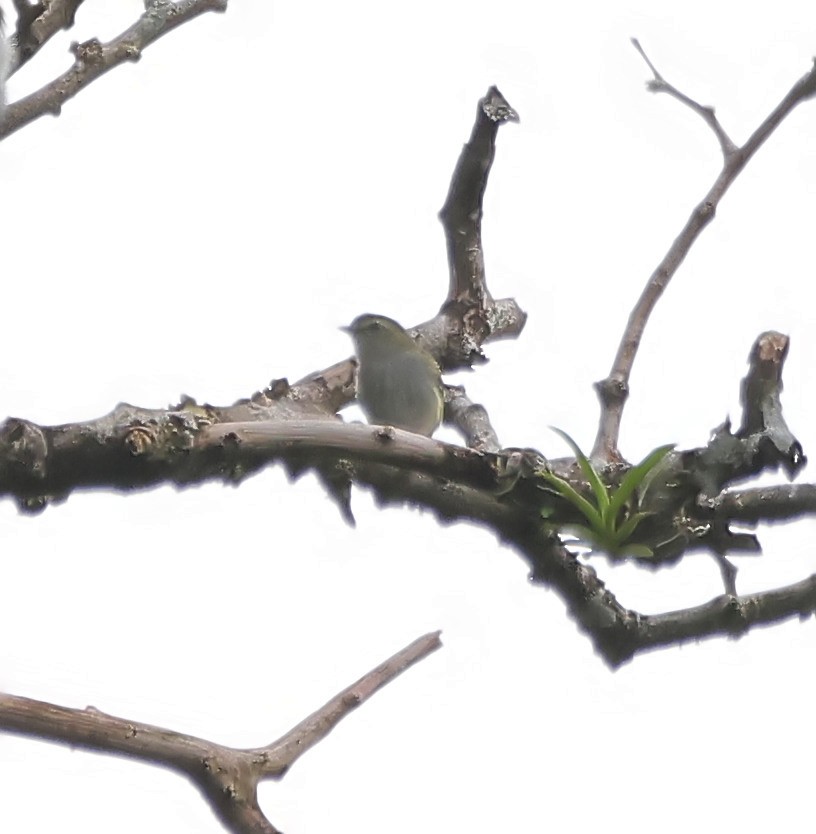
xmin=541 ymin=428 xmax=675 ymax=558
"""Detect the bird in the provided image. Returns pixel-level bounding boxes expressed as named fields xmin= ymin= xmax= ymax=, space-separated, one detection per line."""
xmin=342 ymin=314 xmax=443 ymax=437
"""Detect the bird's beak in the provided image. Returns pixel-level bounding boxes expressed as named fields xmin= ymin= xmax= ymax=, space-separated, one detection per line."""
xmin=339 ymin=325 xmax=352 ymax=334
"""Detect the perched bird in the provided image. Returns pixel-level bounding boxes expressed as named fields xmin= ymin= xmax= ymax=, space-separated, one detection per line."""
xmin=342 ymin=314 xmax=443 ymax=437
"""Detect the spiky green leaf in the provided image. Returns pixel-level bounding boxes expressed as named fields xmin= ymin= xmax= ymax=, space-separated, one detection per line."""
xmin=607 ymin=443 xmax=675 ymax=522
xmin=540 ymin=472 xmax=606 ymax=538
xmin=618 ymin=543 xmax=655 ymax=559
xmin=609 ymin=511 xmax=653 ymax=547
xmin=549 ymin=427 xmax=610 ymax=514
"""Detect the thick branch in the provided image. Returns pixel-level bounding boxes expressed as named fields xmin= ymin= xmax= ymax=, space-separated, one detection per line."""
xmin=201 ymin=421 xmax=502 ymax=493
xmin=737 ymin=331 xmax=805 ymax=475
xmin=712 ymin=484 xmax=816 ymax=524
xmin=0 ymin=317 xmax=810 ymax=666
xmin=0 ymin=389 xmax=518 ymax=511
xmin=329 ymin=437 xmax=816 ymax=667
xmin=592 ymin=50 xmax=816 ymax=463
xmin=688 ymin=331 xmax=805 ymax=503
xmin=439 ymin=86 xmax=518 ymax=306
xmin=0 ymin=81 xmax=525 ymax=507
xmin=635 ymin=578 xmax=816 ymax=653
xmin=0 ymin=0 xmax=228 ymax=140
xmin=518 ymin=522 xmax=816 ymax=667
xmin=0 ymin=632 xmax=442 ymax=834
xmin=436 ymin=86 xmax=526 ymax=368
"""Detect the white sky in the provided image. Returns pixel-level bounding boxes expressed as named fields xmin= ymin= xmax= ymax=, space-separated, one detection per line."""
xmin=2 ymin=1 xmax=816 ymax=832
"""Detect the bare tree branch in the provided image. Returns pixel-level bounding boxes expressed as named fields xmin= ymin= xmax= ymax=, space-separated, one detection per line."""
xmin=0 ymin=0 xmax=227 ymax=140
xmin=630 ymin=38 xmax=737 ymax=158
xmin=8 ymin=0 xmax=85 ymax=71
xmin=592 ymin=49 xmax=816 ymax=463
xmin=0 ymin=313 xmax=811 ymax=668
xmin=436 ymin=86 xmax=526 ymax=368
xmin=634 ymin=577 xmax=816 ymax=654
xmin=439 ymin=85 xmax=519 ymax=307
xmin=711 ymin=484 xmax=816 ymax=524
xmin=0 ymin=85 xmax=525 ymax=515
xmin=737 ymin=331 xmax=804 ymax=475
xmin=1 ymin=323 xmax=800 ymax=515
xmin=0 ymin=632 xmax=442 ymax=834
xmin=517 ymin=523 xmax=816 ymax=667
xmin=444 ymin=383 xmax=502 ymax=452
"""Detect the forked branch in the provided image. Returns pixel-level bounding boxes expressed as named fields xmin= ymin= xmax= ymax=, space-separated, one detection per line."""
xmin=592 ymin=44 xmax=816 ymax=463
xmin=0 ymin=632 xmax=442 ymax=834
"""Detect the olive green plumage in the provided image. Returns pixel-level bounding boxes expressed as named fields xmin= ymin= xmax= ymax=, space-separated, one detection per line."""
xmin=343 ymin=314 xmax=443 ymax=437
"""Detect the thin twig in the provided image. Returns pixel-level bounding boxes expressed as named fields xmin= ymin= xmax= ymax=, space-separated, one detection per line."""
xmin=631 ymin=38 xmax=737 ymax=158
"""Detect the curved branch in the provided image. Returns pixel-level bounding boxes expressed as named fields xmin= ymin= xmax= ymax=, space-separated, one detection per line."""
xmin=520 ymin=524 xmax=816 ymax=667
xmin=352 ymin=460 xmax=816 ymax=668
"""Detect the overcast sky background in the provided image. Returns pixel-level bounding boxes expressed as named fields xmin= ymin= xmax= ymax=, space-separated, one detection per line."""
xmin=2 ymin=1 xmax=816 ymax=832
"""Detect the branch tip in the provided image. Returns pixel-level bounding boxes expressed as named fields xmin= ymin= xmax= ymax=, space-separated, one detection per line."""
xmin=631 ymin=37 xmax=661 ymax=81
